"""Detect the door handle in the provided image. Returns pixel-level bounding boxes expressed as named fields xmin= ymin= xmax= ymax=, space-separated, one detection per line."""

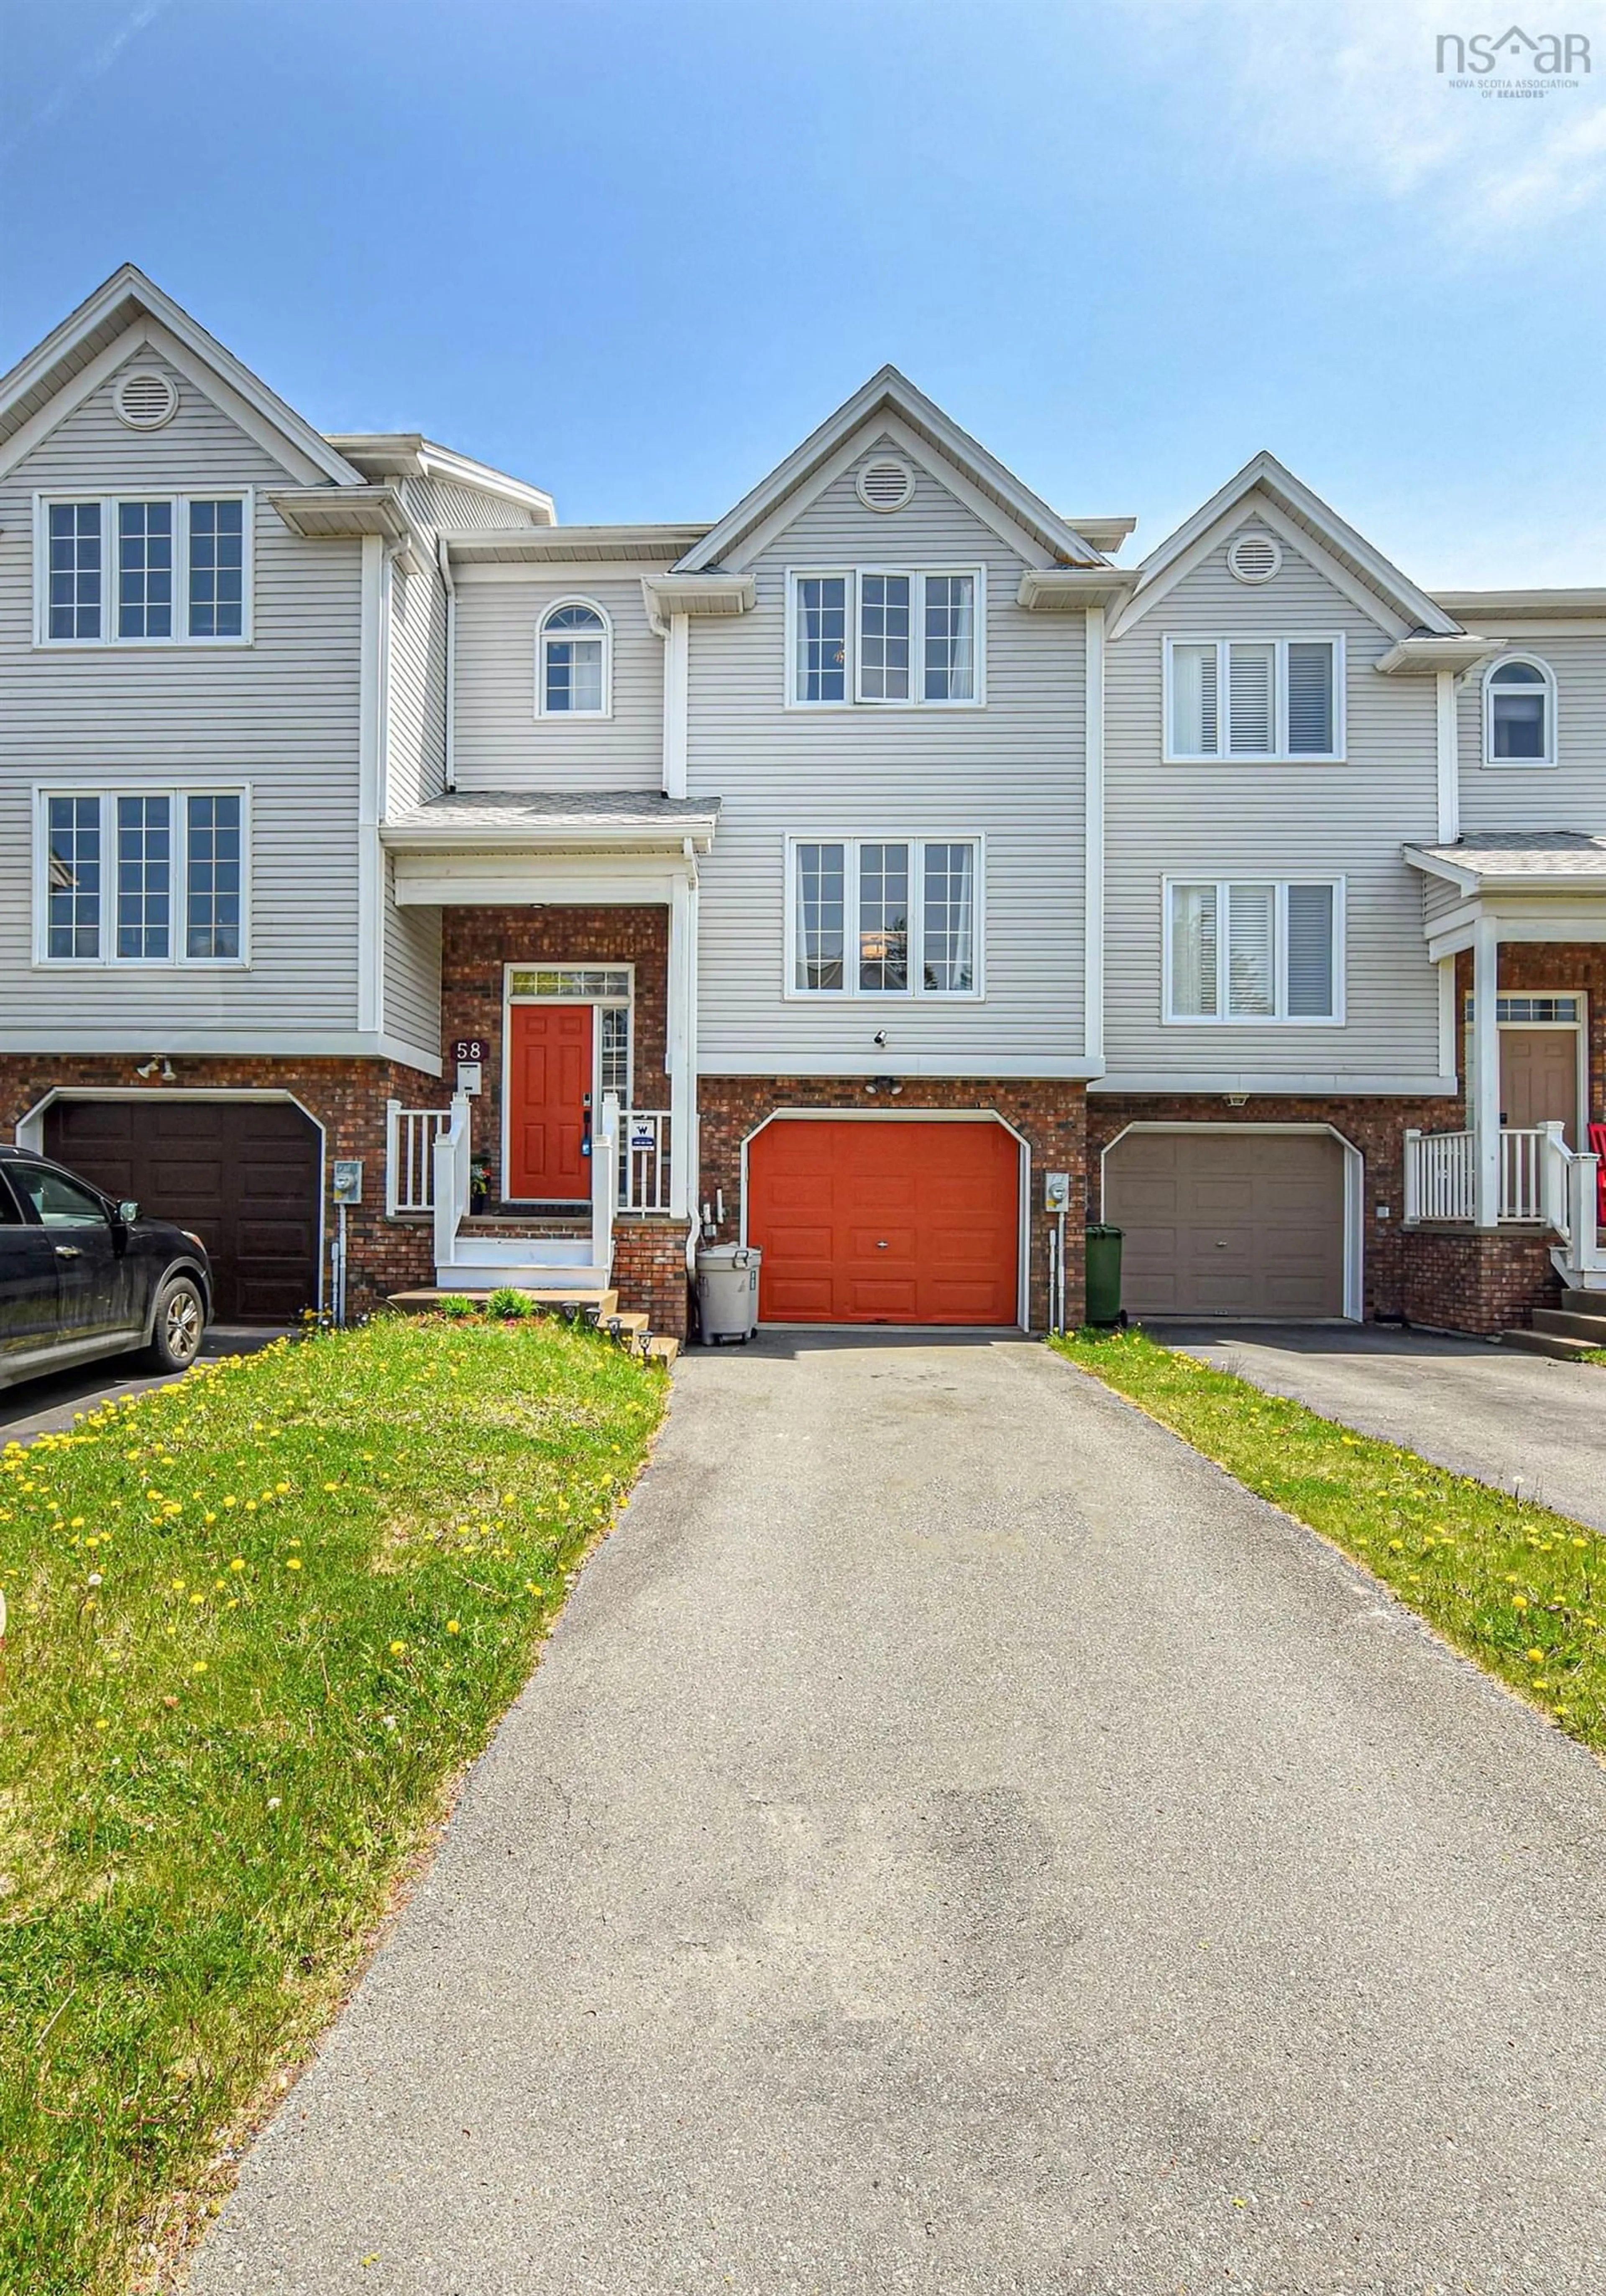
xmin=877 ymin=1239 xmax=888 ymax=1249
xmin=55 ymin=1244 xmax=82 ymax=1259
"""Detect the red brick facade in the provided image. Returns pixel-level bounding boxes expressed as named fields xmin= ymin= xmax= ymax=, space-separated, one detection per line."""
xmin=611 ymin=1217 xmax=693 ymax=1340
xmin=1453 ymin=941 xmax=1606 ymax=1119
xmin=440 ymin=905 xmax=668 ymax=1207
xmin=1399 ymin=1226 xmax=1561 ymax=1337
xmin=0 ymin=1053 xmax=440 ymax=1318
xmin=697 ymin=1075 xmax=1088 ymax=1331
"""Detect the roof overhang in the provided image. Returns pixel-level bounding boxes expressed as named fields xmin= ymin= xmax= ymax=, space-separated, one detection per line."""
xmin=1017 ymin=567 xmax=1140 ymax=612
xmin=323 ymin=434 xmax=555 ymax=522
xmin=1432 ymin=589 xmax=1606 ymax=621
xmin=1375 ymin=634 xmax=1503 ymax=676
xmin=640 ymin=571 xmax=756 ymax=626
xmin=381 ymin=794 xmax=719 ymax=857
xmin=266 ymin=485 xmax=429 ymax=572
xmin=1064 ymin=516 xmax=1138 ymax=554
xmin=442 ymin=524 xmax=711 ymax=568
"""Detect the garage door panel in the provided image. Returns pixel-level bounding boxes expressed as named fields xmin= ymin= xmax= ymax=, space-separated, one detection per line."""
xmin=1105 ymin=1130 xmax=1345 ymax=1320
xmin=44 ymin=1098 xmax=320 ymax=1323
xmin=748 ymin=1119 xmax=1018 ymax=1325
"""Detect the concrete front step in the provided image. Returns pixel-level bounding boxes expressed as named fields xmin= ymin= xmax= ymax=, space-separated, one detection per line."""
xmin=436 ymin=1264 xmax=606 ymax=1293
xmin=1501 ymin=1327 xmax=1604 ymax=1362
xmin=1562 ymin=1287 xmax=1606 ymax=1313
xmin=1531 ymin=1307 xmax=1606 ymax=1345
xmin=448 ymin=1234 xmax=593 ymax=1268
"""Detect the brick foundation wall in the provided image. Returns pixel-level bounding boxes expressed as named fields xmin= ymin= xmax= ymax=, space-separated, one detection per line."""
xmin=611 ymin=1218 xmax=692 ymax=1340
xmin=1087 ymin=1093 xmax=1458 ymax=1323
xmin=0 ymin=1054 xmax=439 ymax=1318
xmin=697 ymin=1077 xmax=1088 ymax=1331
xmin=440 ymin=905 xmax=668 ymax=1204
xmin=1400 ymin=1226 xmax=1561 ymax=1336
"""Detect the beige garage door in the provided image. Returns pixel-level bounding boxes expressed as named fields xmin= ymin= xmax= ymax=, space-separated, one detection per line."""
xmin=1103 ymin=1130 xmax=1346 ymax=1319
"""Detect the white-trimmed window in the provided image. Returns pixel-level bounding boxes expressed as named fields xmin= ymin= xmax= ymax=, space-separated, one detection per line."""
xmin=788 ymin=836 xmax=981 ymax=996
xmin=789 ymin=570 xmax=983 ymax=706
xmin=1165 ymin=878 xmax=1343 ymax=1023
xmin=37 ymin=789 xmax=247 ymax=965
xmin=1483 ymin=655 xmax=1555 ymax=766
xmin=1164 ymin=636 xmax=1343 ymax=761
xmin=38 ymin=495 xmax=250 ymax=645
xmin=537 ymin=599 xmax=611 ymax=716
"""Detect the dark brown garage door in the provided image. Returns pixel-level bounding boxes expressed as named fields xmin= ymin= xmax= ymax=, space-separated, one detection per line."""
xmin=1103 ymin=1129 xmax=1346 ymax=1319
xmin=44 ymin=1098 xmax=321 ymax=1323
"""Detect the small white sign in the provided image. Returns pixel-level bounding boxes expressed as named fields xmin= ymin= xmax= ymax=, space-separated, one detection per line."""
xmin=629 ymin=1123 xmax=657 ymax=1153
xmin=456 ymin=1060 xmax=483 ymax=1096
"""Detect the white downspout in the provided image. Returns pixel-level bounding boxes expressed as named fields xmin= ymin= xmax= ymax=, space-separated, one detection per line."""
xmin=1473 ymin=913 xmax=1501 ymax=1228
xmin=1435 ymin=668 xmax=1459 ymax=845
xmin=437 ymin=534 xmax=456 ymax=792
xmin=1083 ymin=603 xmax=1106 ymax=1075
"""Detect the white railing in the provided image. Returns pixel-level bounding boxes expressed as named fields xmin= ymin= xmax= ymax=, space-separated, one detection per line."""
xmin=1405 ymin=1123 xmax=1602 ymax=1251
xmin=591 ymin=1091 xmax=620 ymax=1277
xmin=1501 ymin=1126 xmax=1546 ymax=1222
xmin=432 ymin=1092 xmax=472 ymax=1272
xmin=386 ymin=1100 xmax=452 ymax=1214
xmin=619 ymin=1108 xmax=671 ymax=1214
xmin=1404 ymin=1128 xmax=1476 ymax=1223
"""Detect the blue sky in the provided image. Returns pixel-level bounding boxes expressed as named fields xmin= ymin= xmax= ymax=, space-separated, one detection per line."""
xmin=3 ymin=0 xmax=1606 ymax=582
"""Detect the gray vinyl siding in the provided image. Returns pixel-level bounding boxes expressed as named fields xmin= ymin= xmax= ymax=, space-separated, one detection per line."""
xmin=410 ymin=475 xmax=543 ymax=533
xmin=1457 ymin=635 xmax=1606 ymax=833
xmin=382 ymin=877 xmax=442 ymax=1053
xmin=452 ymin=574 xmax=665 ymax=792
xmin=1102 ymin=519 xmax=1442 ymax=1083
xmin=1422 ymin=871 xmax=1462 ymax=929
xmin=689 ymin=448 xmax=1087 ymax=1074
xmin=0 ymin=350 xmax=364 ymax=1034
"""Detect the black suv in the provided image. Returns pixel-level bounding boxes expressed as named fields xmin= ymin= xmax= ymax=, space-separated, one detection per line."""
xmin=0 ymin=1147 xmax=212 ymax=1389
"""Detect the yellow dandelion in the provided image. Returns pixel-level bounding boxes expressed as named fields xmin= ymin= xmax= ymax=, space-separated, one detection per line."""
xmin=1534 ymin=1677 xmax=1551 ymax=1690
xmin=192 ymin=1660 xmax=207 ymax=1675
xmin=223 ymin=1496 xmax=237 ymax=1509
xmin=71 ymin=1517 xmax=84 ymax=1530
xmin=1512 ymin=1594 xmax=1529 ymax=1610
xmin=323 ymin=1481 xmax=339 ymax=1492
xmin=170 ymin=1578 xmax=186 ymax=1593
xmin=204 ymin=1512 xmax=217 ymax=1526
xmin=389 ymin=1640 xmax=407 ymax=1655
xmin=245 ymin=1500 xmax=258 ymax=1513
xmin=446 ymin=1619 xmax=460 ymax=1635
xmin=285 ymin=1557 xmax=302 ymax=1571
xmin=189 ymin=1591 xmax=205 ymax=1606
xmin=1527 ymin=1647 xmax=1546 ymax=1664
xmin=229 ymin=1558 xmax=245 ymax=1572
xmin=275 ymin=1481 xmax=290 ymax=1494
xmin=94 ymin=1717 xmax=109 ymax=1731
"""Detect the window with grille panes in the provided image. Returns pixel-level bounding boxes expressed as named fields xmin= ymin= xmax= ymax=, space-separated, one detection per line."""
xmin=39 ymin=496 xmax=250 ymax=644
xmin=1165 ymin=878 xmax=1343 ymax=1022
xmin=790 ymin=570 xmax=982 ymax=705
xmin=39 ymin=790 xmax=246 ymax=965
xmin=790 ymin=837 xmax=981 ymax=996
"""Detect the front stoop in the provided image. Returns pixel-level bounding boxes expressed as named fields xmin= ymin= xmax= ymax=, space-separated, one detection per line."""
xmin=1502 ymin=1291 xmax=1606 ymax=1362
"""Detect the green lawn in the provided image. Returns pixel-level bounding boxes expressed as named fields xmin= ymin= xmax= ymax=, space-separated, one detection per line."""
xmin=1053 ymin=1326 xmax=1606 ymax=1752
xmin=0 ymin=1316 xmax=666 ymax=2296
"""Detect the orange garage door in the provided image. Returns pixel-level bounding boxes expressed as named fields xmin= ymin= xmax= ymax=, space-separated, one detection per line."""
xmin=747 ymin=1119 xmax=1020 ymax=1325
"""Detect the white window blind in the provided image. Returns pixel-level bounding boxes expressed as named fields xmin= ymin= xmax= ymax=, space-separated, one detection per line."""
xmin=1167 ymin=879 xmax=1340 ymax=1022
xmin=1166 ymin=638 xmax=1340 ymax=759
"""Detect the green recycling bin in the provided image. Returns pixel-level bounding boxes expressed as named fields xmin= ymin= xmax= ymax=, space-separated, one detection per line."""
xmin=1084 ymin=1223 xmax=1124 ymax=1327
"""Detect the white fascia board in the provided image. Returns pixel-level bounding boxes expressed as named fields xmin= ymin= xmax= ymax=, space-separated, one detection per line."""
xmin=1018 ymin=567 xmax=1139 ymax=611
xmin=698 ymin=1055 xmax=1106 ymax=1080
xmin=1112 ymin=490 xmax=1414 ymax=644
xmin=454 ymin=559 xmax=682 ymax=587
xmin=393 ymin=859 xmax=694 ymax=905
xmin=1376 ymin=635 xmax=1502 ymax=675
xmin=0 ymin=1029 xmax=443 ymax=1074
xmin=0 ymin=319 xmax=338 ymax=489
xmin=679 ymin=368 xmax=1103 ymax=573
xmin=1432 ymin=588 xmax=1606 ymax=620
xmin=0 ymin=264 xmax=361 ymax=486
xmin=1090 ymin=1071 xmax=1460 ymax=1096
xmin=1402 ymin=845 xmax=1481 ymax=896
xmin=381 ymin=820 xmax=717 ymax=853
xmin=640 ymin=572 xmax=756 ymax=618
xmin=1119 ymin=451 xmax=1458 ymax=639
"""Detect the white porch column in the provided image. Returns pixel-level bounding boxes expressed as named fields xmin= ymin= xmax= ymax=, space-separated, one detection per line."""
xmin=667 ymin=867 xmax=697 ymax=1221
xmin=1473 ymin=913 xmax=1501 ymax=1228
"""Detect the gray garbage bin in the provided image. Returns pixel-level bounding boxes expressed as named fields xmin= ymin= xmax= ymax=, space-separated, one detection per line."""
xmin=696 ymin=1242 xmax=761 ymax=1343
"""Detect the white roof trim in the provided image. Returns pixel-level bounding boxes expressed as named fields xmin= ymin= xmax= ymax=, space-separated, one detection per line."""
xmin=1114 ymin=451 xmax=1460 ymax=640
xmin=325 ymin=434 xmax=555 ymax=521
xmin=676 ymin=365 xmax=1105 ymax=573
xmin=0 ymin=264 xmax=361 ymax=488
xmin=1112 ymin=491 xmax=1415 ymax=644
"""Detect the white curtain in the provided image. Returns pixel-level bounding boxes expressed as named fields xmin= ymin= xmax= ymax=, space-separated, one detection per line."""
xmin=1171 ymin=643 xmax=1217 ymax=754
xmin=1170 ymin=883 xmax=1217 ymax=1016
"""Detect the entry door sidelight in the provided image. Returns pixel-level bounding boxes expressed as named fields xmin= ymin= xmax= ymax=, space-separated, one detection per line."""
xmin=508 ymin=1005 xmax=594 ymax=1200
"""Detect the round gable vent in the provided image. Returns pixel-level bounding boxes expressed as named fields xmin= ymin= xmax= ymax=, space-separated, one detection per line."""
xmin=113 ymin=370 xmax=179 ymax=431
xmin=1227 ymin=530 xmax=1281 ymax=584
xmin=856 ymin=455 xmax=914 ymax=513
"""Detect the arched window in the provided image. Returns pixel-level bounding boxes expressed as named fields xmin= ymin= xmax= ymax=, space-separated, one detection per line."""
xmin=537 ymin=599 xmax=610 ymax=716
xmin=1484 ymin=655 xmax=1555 ymax=766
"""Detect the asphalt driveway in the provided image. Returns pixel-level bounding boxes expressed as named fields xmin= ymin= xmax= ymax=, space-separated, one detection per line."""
xmin=0 ymin=1324 xmax=286 ymax=1444
xmin=1166 ymin=1321 xmax=1606 ymax=1534
xmin=192 ymin=1333 xmax=1606 ymax=2293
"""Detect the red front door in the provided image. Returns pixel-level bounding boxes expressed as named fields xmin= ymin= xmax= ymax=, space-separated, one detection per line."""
xmin=508 ymin=1004 xmax=593 ymax=1200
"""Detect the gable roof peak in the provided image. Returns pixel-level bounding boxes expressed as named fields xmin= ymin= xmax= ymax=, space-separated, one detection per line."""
xmin=676 ymin=365 xmax=1108 ymax=573
xmin=0 ymin=261 xmax=362 ymax=488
